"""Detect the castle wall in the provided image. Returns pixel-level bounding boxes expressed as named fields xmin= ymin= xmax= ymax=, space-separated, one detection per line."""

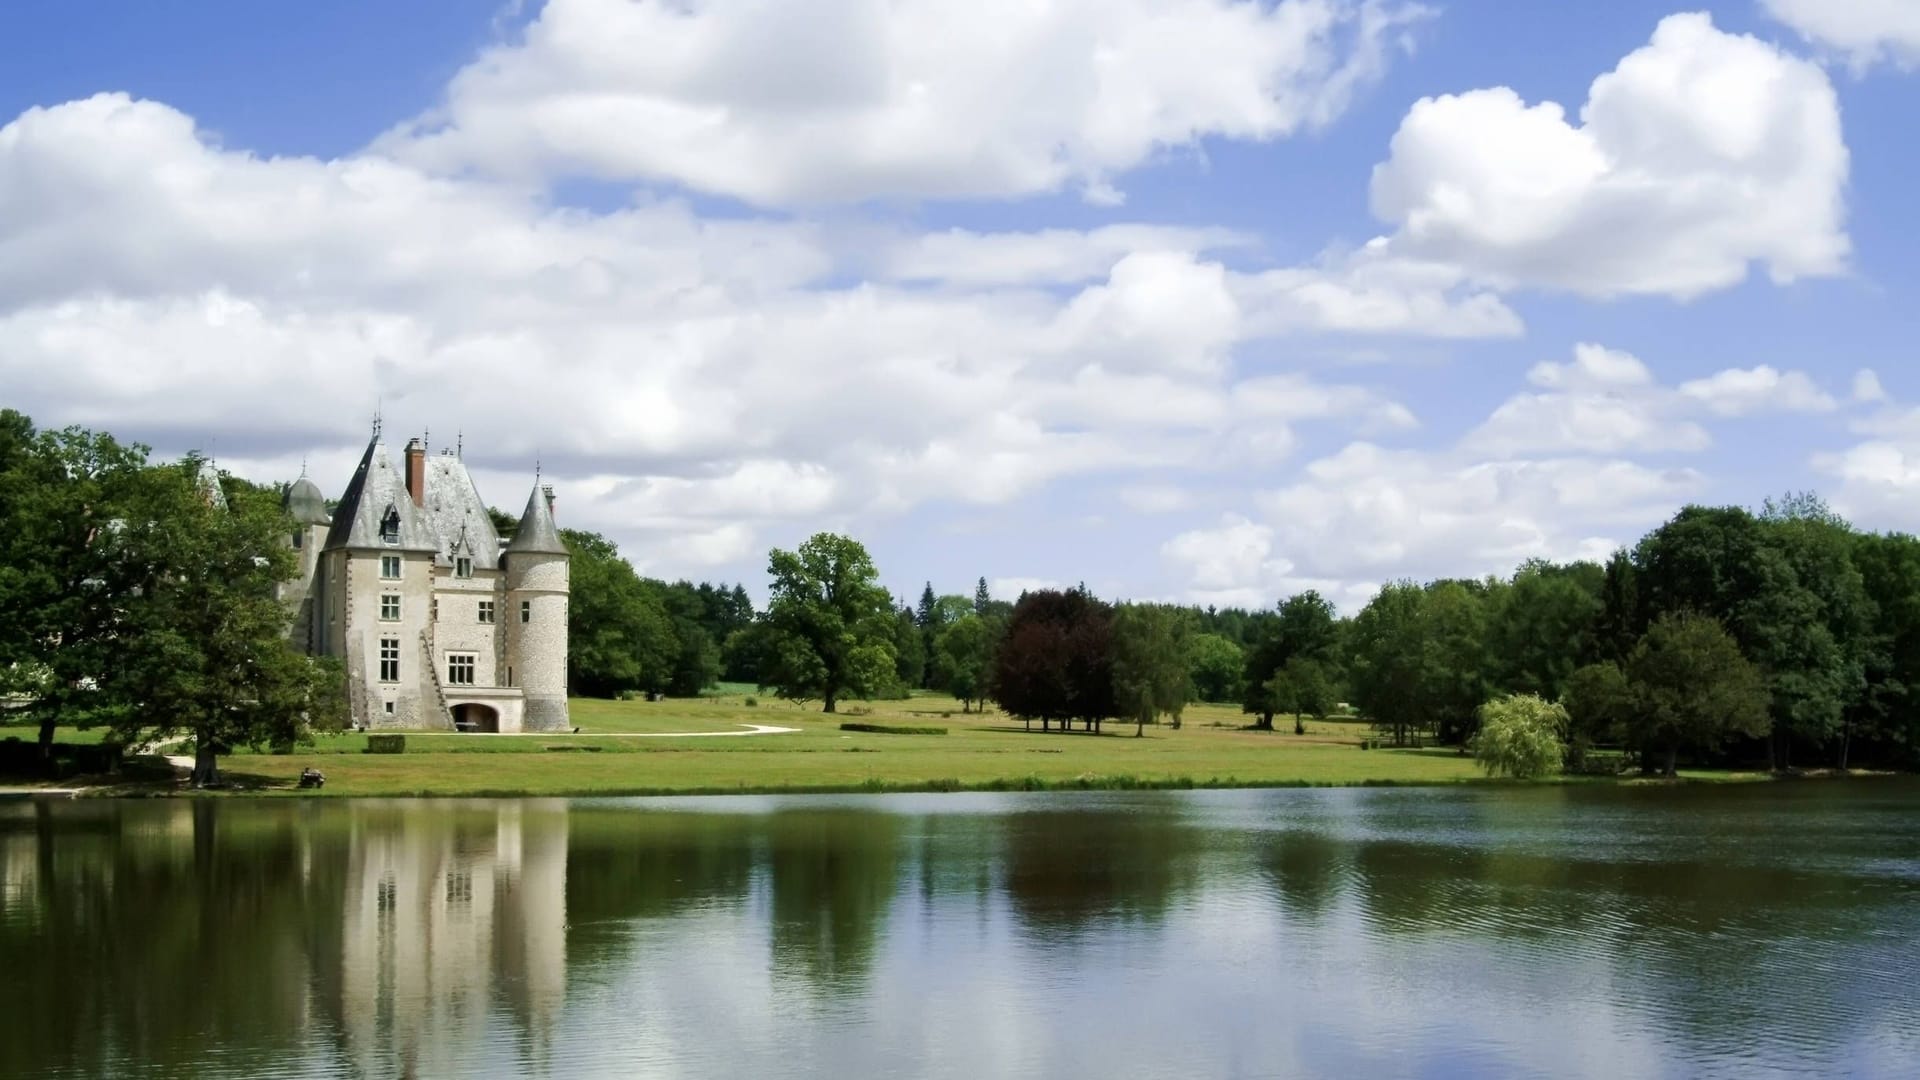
xmin=325 ymin=549 xmax=446 ymax=729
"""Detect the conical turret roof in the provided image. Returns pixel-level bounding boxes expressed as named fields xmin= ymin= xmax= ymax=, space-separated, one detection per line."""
xmin=322 ymin=437 xmax=438 ymax=553
xmin=507 ymin=483 xmax=568 ymax=557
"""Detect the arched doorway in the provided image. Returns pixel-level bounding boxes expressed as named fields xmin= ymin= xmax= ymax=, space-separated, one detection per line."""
xmin=453 ymin=703 xmax=500 ymax=733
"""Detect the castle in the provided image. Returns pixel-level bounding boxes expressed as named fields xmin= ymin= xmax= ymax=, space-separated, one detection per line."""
xmin=279 ymin=431 xmax=570 ymax=732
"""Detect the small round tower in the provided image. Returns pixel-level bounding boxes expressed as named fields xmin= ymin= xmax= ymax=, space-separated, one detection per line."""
xmin=281 ymin=474 xmax=332 ymax=654
xmin=505 ymin=482 xmax=570 ymax=731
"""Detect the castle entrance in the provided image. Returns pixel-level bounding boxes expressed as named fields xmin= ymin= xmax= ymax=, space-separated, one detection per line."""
xmin=453 ymin=703 xmax=500 ymax=733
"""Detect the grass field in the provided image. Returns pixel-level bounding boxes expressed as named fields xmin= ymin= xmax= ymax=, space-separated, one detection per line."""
xmin=7 ymin=690 xmax=1779 ymax=797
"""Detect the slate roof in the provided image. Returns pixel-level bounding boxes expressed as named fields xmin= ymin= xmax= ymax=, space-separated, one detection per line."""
xmin=506 ymin=483 xmax=569 ymax=557
xmin=321 ymin=438 xmax=439 ymax=553
xmin=421 ymin=452 xmax=502 ymax=570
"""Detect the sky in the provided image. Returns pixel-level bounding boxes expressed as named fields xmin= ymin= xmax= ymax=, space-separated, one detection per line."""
xmin=3 ymin=0 xmax=1918 ymax=611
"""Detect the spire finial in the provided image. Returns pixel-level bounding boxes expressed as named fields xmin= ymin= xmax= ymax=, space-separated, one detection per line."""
xmin=372 ymin=402 xmax=383 ymax=440
xmin=299 ymin=454 xmax=308 ymax=478
xmin=456 ymin=429 xmax=463 ymax=459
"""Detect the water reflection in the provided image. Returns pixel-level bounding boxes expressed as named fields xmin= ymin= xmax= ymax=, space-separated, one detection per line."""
xmin=0 ymin=784 xmax=1916 ymax=1079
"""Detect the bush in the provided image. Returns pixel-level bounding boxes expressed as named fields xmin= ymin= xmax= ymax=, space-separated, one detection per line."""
xmin=743 ymin=696 xmax=758 ymax=708
xmin=839 ymin=722 xmax=948 ymax=735
xmin=1470 ymin=694 xmax=1566 ymax=779
xmin=365 ymin=734 xmax=406 ymax=755
xmin=1569 ymin=749 xmax=1630 ymax=776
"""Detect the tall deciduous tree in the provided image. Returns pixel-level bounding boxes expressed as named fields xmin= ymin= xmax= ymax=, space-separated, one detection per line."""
xmin=992 ymin=588 xmax=1116 ymax=731
xmin=761 ymin=533 xmax=897 ymax=713
xmin=1 ymin=413 xmax=158 ymax=768
xmin=931 ymin=614 xmax=998 ymax=712
xmin=1241 ymin=591 xmax=1338 ymax=730
xmin=1111 ymin=603 xmax=1192 ymax=735
xmin=1187 ymin=633 xmax=1243 ymax=703
xmin=1348 ymin=582 xmax=1431 ymax=746
xmin=105 ymin=460 xmax=344 ymax=786
xmin=563 ymin=530 xmax=678 ymax=697
xmin=1625 ymin=612 xmax=1770 ymax=777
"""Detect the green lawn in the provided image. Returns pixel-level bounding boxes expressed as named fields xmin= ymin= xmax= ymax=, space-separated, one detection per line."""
xmin=11 ymin=692 xmax=1781 ymax=797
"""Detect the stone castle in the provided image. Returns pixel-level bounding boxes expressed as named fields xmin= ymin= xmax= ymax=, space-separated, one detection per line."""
xmin=279 ymin=432 xmax=570 ymax=732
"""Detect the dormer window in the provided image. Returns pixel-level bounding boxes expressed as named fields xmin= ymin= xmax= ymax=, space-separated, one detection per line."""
xmin=455 ymin=556 xmax=473 ymax=579
xmin=380 ymin=506 xmax=401 ymax=544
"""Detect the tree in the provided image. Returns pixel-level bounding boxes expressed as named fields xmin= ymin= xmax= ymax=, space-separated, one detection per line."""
xmin=1187 ymin=633 xmax=1243 ymax=703
xmin=1241 ymin=591 xmax=1338 ymax=730
xmin=931 ymin=615 xmax=998 ymax=712
xmin=1486 ymin=559 xmax=1604 ymax=700
xmin=1265 ymin=656 xmax=1334 ymax=735
xmin=563 ymin=530 xmax=677 ymax=697
xmin=1348 ymin=582 xmax=1431 ymax=746
xmin=760 ymin=534 xmax=897 ymax=712
xmin=1625 ymin=612 xmax=1770 ymax=777
xmin=992 ymin=588 xmax=1116 ymax=731
xmin=0 ymin=414 xmax=177 ymax=769
xmin=890 ymin=606 xmax=927 ymax=693
xmin=974 ymin=577 xmax=991 ymax=616
xmin=1471 ymin=694 xmax=1567 ymax=779
xmin=1562 ymin=661 xmax=1632 ymax=769
xmin=1849 ymin=531 xmax=1920 ymax=768
xmin=1111 ymin=603 xmax=1192 ymax=735
xmin=1420 ymin=580 xmax=1491 ymax=744
xmin=104 ymin=460 xmax=345 ymax=786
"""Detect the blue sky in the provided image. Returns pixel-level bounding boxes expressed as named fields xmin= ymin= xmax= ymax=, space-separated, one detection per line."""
xmin=3 ymin=0 xmax=1917 ymax=609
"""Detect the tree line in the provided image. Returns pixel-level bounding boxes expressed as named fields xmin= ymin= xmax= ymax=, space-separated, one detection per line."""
xmin=634 ymin=496 xmax=1919 ymax=775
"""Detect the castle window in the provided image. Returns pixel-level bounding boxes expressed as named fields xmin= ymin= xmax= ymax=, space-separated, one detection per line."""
xmin=455 ymin=556 xmax=473 ymax=579
xmin=292 ymin=531 xmax=303 ymax=550
xmin=380 ymin=507 xmax=401 ymax=544
xmin=478 ymin=600 xmax=494 ymax=624
xmin=447 ymin=653 xmax=476 ymax=686
xmin=384 ymin=700 xmax=395 ymax=715
xmin=380 ymin=555 xmax=401 ymax=579
xmin=520 ymin=600 xmax=531 ymax=623
xmin=380 ymin=594 xmax=401 ymax=621
xmin=379 ymin=638 xmax=400 ymax=683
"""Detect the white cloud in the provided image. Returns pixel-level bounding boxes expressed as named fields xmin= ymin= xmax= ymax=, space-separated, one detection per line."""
xmin=1466 ymin=344 xmax=1835 ymax=458
xmin=1763 ymin=0 xmax=1920 ymax=71
xmin=1368 ymin=12 xmax=1849 ymax=299
xmin=378 ymin=0 xmax=1430 ymax=206
xmin=1854 ymin=369 xmax=1889 ymax=404
xmin=990 ymin=577 xmax=1063 ymax=600
xmin=1677 ymin=365 xmax=1838 ymax=417
xmin=3 ymin=94 xmax=1515 ymax=585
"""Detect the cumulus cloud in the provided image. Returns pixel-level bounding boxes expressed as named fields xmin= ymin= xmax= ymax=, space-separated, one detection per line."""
xmin=378 ymin=0 xmax=1430 ymax=206
xmin=1158 ymin=340 xmax=1859 ymax=609
xmin=1 ymin=92 xmax=1504 ymax=587
xmin=1368 ymin=12 xmax=1849 ymax=299
xmin=1677 ymin=365 xmax=1838 ymax=417
xmin=1763 ymin=0 xmax=1920 ymax=71
xmin=1465 ymin=344 xmax=1834 ymax=457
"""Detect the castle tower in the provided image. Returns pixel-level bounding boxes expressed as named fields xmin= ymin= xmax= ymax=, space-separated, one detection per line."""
xmin=281 ymin=474 xmax=332 ymax=653
xmin=505 ymin=483 xmax=570 ymax=732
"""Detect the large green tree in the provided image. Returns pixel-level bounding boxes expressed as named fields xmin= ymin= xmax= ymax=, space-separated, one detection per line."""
xmin=760 ymin=533 xmax=897 ymax=712
xmin=1625 ymin=612 xmax=1770 ymax=777
xmin=104 ymin=459 xmax=344 ymax=786
xmin=563 ymin=530 xmax=678 ymax=697
xmin=1187 ymin=633 xmax=1243 ymax=703
xmin=0 ymin=412 xmax=158 ymax=768
xmin=931 ymin=614 xmax=999 ymax=712
xmin=1241 ymin=591 xmax=1338 ymax=730
xmin=992 ymin=587 xmax=1116 ymax=731
xmin=1111 ymin=603 xmax=1193 ymax=735
xmin=1347 ymin=582 xmax=1431 ymax=746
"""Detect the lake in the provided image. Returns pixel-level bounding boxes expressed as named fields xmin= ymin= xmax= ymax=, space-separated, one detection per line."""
xmin=2 ymin=782 xmax=1916 ymax=1079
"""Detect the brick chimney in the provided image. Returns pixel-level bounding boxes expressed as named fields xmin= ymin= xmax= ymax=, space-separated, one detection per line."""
xmin=542 ymin=484 xmax=555 ymax=515
xmin=405 ymin=437 xmax=426 ymax=506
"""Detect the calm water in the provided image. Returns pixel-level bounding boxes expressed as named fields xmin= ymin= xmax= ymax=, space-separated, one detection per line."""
xmin=2 ymin=783 xmax=1917 ymax=1079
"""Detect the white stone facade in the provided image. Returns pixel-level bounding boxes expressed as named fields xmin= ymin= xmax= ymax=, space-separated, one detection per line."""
xmin=280 ymin=435 xmax=570 ymax=732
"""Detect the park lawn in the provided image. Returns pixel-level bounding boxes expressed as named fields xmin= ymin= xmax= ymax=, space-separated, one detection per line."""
xmin=201 ymin=692 xmax=1488 ymax=796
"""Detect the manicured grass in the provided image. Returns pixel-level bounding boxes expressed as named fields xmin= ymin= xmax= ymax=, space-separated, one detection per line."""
xmin=19 ymin=693 xmax=1799 ymax=797
xmin=212 ymin=694 xmax=1487 ymax=796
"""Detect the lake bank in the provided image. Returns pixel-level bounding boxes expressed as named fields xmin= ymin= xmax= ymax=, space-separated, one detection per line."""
xmin=7 ymin=692 xmax=1865 ymax=799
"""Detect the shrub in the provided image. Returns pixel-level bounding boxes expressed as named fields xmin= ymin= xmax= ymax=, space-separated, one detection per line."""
xmin=365 ymin=734 xmax=406 ymax=755
xmin=1470 ymin=694 xmax=1566 ymax=779
xmin=744 ymin=696 xmax=758 ymax=708
xmin=839 ymin=722 xmax=948 ymax=736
